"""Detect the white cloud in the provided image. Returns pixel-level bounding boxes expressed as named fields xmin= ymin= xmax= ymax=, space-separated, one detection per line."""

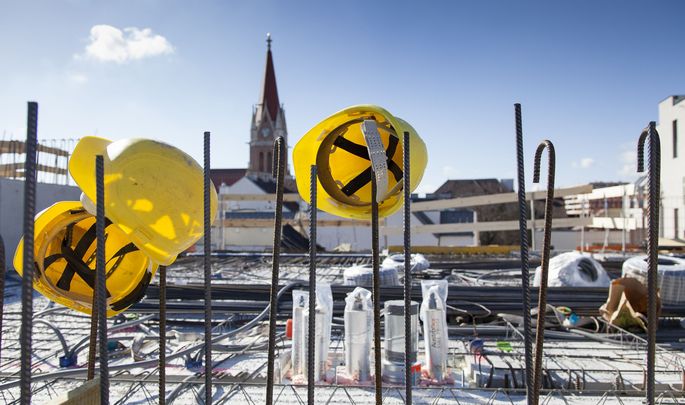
xmin=67 ymin=72 xmax=88 ymax=84
xmin=618 ymin=149 xmax=637 ymax=176
xmin=572 ymin=157 xmax=594 ymax=169
xmin=82 ymin=25 xmax=174 ymax=63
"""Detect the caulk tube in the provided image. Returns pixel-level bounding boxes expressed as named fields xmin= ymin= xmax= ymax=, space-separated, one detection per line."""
xmin=291 ymin=290 xmax=309 ymax=377
xmin=344 ymin=287 xmax=372 ymax=381
xmin=303 ymin=283 xmax=333 ymax=381
xmin=420 ymin=280 xmax=449 ymax=382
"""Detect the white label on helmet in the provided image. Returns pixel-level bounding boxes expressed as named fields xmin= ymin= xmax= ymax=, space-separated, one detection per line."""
xmin=361 ymin=120 xmax=388 ymax=203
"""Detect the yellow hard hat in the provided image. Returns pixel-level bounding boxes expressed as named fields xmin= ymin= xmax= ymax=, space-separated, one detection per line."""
xmin=69 ymin=136 xmax=218 ymax=265
xmin=293 ymin=105 xmax=427 ymax=220
xmin=14 ymin=201 xmax=158 ymax=317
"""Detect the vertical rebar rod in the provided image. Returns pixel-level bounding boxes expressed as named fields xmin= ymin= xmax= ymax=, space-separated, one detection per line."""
xmin=203 ymin=131 xmax=213 ymax=404
xmin=266 ymin=136 xmax=286 ymax=405
xmin=637 ymin=122 xmax=660 ymax=405
xmin=515 ymin=103 xmax=534 ymax=404
xmin=402 ymin=131 xmax=413 ymax=404
xmin=87 ymin=265 xmax=99 ymax=380
xmin=307 ymin=165 xmax=317 ymax=404
xmin=95 ymin=155 xmax=109 ymax=404
xmin=20 ymin=101 xmax=38 ymax=405
xmin=531 ymin=140 xmax=555 ymax=405
xmin=371 ymin=176 xmax=382 ymax=405
xmin=0 ymin=236 xmax=5 ymax=366
xmin=159 ymin=265 xmax=167 ymax=405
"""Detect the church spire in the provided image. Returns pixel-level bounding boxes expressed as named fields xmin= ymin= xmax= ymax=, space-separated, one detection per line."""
xmin=260 ymin=33 xmax=280 ymax=120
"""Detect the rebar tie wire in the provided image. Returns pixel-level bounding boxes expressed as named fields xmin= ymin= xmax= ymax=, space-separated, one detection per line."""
xmin=266 ymin=136 xmax=286 ymax=405
xmin=371 ymin=175 xmax=382 ymax=405
xmin=637 ymin=122 xmax=660 ymax=405
xmin=159 ymin=265 xmax=167 ymax=405
xmin=307 ymin=165 xmax=317 ymax=405
xmin=402 ymin=131 xmax=413 ymax=405
xmin=20 ymin=101 xmax=38 ymax=405
xmin=514 ymin=103 xmax=534 ymax=404
xmin=203 ymin=131 xmax=213 ymax=404
xmin=95 ymin=154 xmax=109 ymax=404
xmin=531 ymin=140 xmax=555 ymax=405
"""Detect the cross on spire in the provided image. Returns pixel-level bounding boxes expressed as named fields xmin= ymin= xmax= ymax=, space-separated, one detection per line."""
xmin=266 ymin=33 xmax=272 ymax=50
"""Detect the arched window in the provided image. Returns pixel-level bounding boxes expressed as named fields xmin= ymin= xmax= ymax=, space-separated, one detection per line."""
xmin=259 ymin=151 xmax=264 ymax=172
xmin=267 ymin=152 xmax=272 ymax=173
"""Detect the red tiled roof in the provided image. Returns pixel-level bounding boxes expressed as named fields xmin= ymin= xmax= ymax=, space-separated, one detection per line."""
xmin=210 ymin=168 xmax=247 ymax=190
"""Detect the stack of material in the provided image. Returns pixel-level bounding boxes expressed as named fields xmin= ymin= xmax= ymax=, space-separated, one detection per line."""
xmin=622 ymin=255 xmax=685 ymax=305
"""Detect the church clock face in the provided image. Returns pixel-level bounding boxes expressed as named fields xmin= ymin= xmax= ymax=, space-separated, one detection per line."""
xmin=261 ymin=127 xmax=271 ymax=138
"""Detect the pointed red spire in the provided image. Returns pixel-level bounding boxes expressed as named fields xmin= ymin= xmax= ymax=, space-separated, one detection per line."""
xmin=260 ymin=33 xmax=280 ymax=120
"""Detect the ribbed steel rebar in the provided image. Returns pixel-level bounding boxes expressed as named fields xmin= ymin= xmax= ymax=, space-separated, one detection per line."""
xmin=371 ymin=176 xmax=382 ymax=405
xmin=307 ymin=165 xmax=317 ymax=405
xmin=265 ymin=136 xmax=286 ymax=405
xmin=531 ymin=140 xmax=555 ymax=405
xmin=95 ymin=155 xmax=109 ymax=404
xmin=203 ymin=131 xmax=213 ymax=404
xmin=0 ymin=235 xmax=6 ymax=366
xmin=87 ymin=302 xmax=98 ymax=379
xmin=402 ymin=131 xmax=413 ymax=404
xmin=159 ymin=265 xmax=167 ymax=405
xmin=20 ymin=101 xmax=38 ymax=405
xmin=515 ymin=103 xmax=534 ymax=404
xmin=637 ymin=122 xmax=660 ymax=405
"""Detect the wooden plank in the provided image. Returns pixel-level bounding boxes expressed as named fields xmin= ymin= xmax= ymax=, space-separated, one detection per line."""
xmin=589 ymin=217 xmax=638 ymax=230
xmin=382 ymin=217 xmax=592 ymax=236
xmin=411 ymin=184 xmax=593 ymax=212
xmin=47 ymin=377 xmax=100 ymax=404
xmin=0 ymin=163 xmax=68 ymax=176
xmin=0 ymin=140 xmax=70 ymax=156
xmin=221 ymin=218 xmax=369 ymax=228
xmin=387 ymin=245 xmax=518 ymax=255
xmin=219 ymin=193 xmax=301 ymax=202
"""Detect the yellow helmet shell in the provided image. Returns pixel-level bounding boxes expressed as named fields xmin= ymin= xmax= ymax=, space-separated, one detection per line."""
xmin=293 ymin=105 xmax=427 ymax=220
xmin=69 ymin=136 xmax=218 ymax=265
xmin=14 ymin=201 xmax=158 ymax=317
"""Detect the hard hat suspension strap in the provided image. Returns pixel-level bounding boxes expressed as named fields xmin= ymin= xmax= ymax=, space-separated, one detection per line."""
xmin=55 ymin=221 xmax=101 ymax=291
xmin=337 ymin=132 xmax=402 ymax=198
xmin=110 ymin=269 xmax=152 ymax=312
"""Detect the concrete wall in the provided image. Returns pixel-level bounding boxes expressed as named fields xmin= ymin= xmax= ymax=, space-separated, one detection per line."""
xmin=0 ymin=178 xmax=81 ymax=270
xmin=658 ymin=96 xmax=685 ymax=240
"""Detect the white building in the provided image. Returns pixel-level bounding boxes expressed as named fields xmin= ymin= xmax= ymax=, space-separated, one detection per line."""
xmin=657 ymin=95 xmax=685 ymax=241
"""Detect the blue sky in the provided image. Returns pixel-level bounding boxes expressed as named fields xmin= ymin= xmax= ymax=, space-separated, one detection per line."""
xmin=1 ymin=1 xmax=683 ymax=193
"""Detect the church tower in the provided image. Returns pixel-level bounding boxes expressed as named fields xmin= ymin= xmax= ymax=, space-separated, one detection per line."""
xmin=248 ymin=34 xmax=289 ymax=178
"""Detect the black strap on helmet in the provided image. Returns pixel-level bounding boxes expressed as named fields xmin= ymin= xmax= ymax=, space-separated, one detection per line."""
xmin=110 ymin=269 xmax=152 ymax=312
xmin=336 ymin=134 xmax=402 ymax=197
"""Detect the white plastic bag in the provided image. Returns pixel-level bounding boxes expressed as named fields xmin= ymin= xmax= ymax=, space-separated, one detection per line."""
xmin=533 ymin=251 xmax=610 ymax=287
xmin=420 ymin=280 xmax=449 ymax=381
